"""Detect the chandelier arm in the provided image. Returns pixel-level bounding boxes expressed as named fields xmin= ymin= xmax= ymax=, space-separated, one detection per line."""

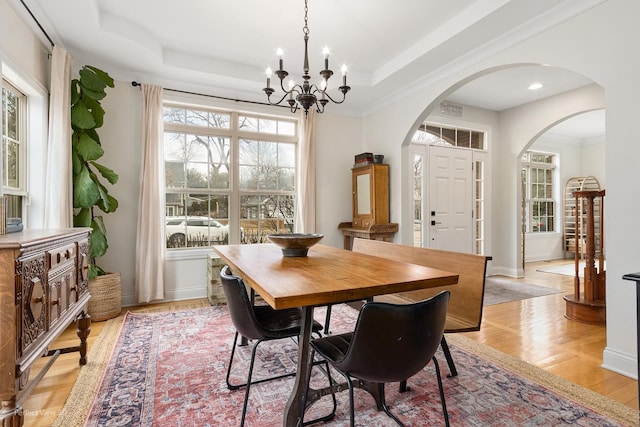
xmin=321 ymin=89 xmax=349 ymax=105
xmin=265 ymin=91 xmax=295 ymax=107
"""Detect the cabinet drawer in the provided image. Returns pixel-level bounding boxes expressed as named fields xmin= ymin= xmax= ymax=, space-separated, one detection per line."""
xmin=48 ymin=244 xmax=76 ymax=269
xmin=49 ymin=267 xmax=75 ymax=325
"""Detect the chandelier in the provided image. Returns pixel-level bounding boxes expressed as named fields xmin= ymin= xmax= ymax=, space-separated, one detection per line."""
xmin=262 ymin=0 xmax=350 ymax=116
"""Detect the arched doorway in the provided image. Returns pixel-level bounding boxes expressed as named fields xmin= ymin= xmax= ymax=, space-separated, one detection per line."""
xmin=401 ymin=64 xmax=603 ymax=278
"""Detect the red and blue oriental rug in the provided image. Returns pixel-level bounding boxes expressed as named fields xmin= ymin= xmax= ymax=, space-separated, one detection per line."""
xmin=54 ymin=303 xmax=637 ymax=426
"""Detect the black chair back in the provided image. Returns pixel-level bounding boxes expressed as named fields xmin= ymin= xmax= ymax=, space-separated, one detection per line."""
xmin=220 ymin=265 xmax=265 ymax=340
xmin=338 ymin=290 xmax=450 ymax=383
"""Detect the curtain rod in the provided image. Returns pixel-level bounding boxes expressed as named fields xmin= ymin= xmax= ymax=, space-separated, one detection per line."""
xmin=131 ymin=81 xmax=288 ymax=109
xmin=20 ymin=0 xmax=54 ymax=48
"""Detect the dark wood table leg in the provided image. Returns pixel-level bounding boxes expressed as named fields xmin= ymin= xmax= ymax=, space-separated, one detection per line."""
xmin=284 ymin=306 xmax=315 ymax=427
xmin=76 ymin=311 xmax=91 ymax=366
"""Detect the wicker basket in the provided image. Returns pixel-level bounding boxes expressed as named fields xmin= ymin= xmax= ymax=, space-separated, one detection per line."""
xmin=87 ymin=272 xmax=122 ymax=321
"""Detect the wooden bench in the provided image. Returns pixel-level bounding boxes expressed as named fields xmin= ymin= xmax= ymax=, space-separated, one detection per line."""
xmin=351 ymin=238 xmax=491 ymax=377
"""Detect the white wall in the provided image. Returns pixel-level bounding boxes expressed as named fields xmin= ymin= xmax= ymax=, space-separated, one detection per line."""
xmin=0 ymin=1 xmax=49 ymax=88
xmin=97 ymin=83 xmax=141 ymax=305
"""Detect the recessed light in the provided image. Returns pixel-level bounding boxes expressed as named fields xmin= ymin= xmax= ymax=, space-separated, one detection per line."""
xmin=528 ymin=82 xmax=543 ymax=91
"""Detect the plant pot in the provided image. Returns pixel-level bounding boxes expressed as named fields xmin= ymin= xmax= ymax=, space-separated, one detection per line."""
xmin=87 ymin=272 xmax=122 ymax=321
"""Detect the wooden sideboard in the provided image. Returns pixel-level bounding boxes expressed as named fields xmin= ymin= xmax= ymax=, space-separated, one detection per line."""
xmin=0 ymin=229 xmax=91 ymax=426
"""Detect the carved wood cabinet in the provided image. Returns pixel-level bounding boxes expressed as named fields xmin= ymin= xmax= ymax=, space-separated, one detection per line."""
xmin=351 ymin=163 xmax=390 ymax=228
xmin=0 ymin=229 xmax=91 ymax=426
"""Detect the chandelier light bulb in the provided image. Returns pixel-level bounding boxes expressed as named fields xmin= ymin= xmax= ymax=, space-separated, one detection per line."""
xmin=266 ymin=67 xmax=272 ymax=89
xmin=277 ymin=48 xmax=284 ymax=70
xmin=323 ymin=46 xmax=330 ymax=69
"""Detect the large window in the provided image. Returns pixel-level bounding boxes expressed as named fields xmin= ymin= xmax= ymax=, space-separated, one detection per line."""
xmin=1 ymin=79 xmax=27 ymax=221
xmin=163 ymin=103 xmax=298 ymax=249
xmin=521 ymin=151 xmax=556 ymax=233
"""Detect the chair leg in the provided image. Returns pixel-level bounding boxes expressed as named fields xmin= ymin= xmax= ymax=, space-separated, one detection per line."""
xmin=239 ymin=338 xmax=263 ymax=427
xmin=440 ymin=336 xmax=458 ymax=378
xmin=346 ymin=375 xmax=356 ymax=427
xmin=226 ymin=332 xmax=297 ymax=390
xmin=226 ymin=332 xmax=241 ymax=390
xmin=302 ymin=352 xmax=337 ymax=426
xmin=432 ymin=356 xmax=450 ymax=427
xmin=379 ymin=382 xmax=405 ymax=426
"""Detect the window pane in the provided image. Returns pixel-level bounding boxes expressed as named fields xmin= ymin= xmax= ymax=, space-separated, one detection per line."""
xmin=442 ymin=128 xmax=456 ymax=145
xmin=4 ymin=89 xmax=19 ymax=139
xmin=165 ymin=194 xmax=230 ymax=248
xmin=163 ymin=106 xmax=185 ymax=124
xmin=186 ymin=109 xmax=208 ymax=127
xmin=5 ymin=194 xmax=22 ymax=218
xmin=238 ymin=115 xmax=258 ymax=132
xmin=260 ymin=165 xmax=278 ymax=190
xmin=279 ymin=143 xmax=295 ymax=168
xmin=239 ymin=165 xmax=258 ymax=190
xmin=6 ymin=139 xmax=19 ymax=188
xmin=240 ymin=194 xmax=295 ymax=242
xmin=471 ymin=131 xmax=484 ymax=149
xmin=260 ymin=141 xmax=278 ymax=167
xmin=278 ymin=167 xmax=295 ymax=191
xmin=210 ymin=112 xmax=231 ymax=129
xmin=457 ymin=130 xmax=470 ymax=148
xmin=279 ymin=121 xmax=295 ymax=136
xmin=259 ymin=118 xmax=277 ymax=134
xmin=239 ymin=139 xmax=258 ymax=165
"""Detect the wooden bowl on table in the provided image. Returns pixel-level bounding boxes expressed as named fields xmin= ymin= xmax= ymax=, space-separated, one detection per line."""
xmin=267 ymin=233 xmax=324 ymax=257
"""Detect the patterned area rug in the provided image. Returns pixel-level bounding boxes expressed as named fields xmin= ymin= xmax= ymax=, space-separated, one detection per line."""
xmin=55 ymin=304 xmax=637 ymax=427
xmin=483 ymin=276 xmax=562 ymax=306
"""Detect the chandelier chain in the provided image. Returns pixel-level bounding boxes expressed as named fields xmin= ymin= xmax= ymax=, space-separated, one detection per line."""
xmin=303 ymin=0 xmax=309 ymax=36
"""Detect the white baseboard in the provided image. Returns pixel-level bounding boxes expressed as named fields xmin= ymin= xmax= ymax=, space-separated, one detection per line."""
xmin=489 ymin=265 xmax=522 ymax=278
xmin=121 ymin=286 xmax=207 ymax=308
xmin=602 ymin=346 xmax=637 ymax=380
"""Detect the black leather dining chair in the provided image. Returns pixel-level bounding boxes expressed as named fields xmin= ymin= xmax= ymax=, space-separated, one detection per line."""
xmin=310 ymin=290 xmax=451 ymax=427
xmin=220 ymin=265 xmax=333 ymax=426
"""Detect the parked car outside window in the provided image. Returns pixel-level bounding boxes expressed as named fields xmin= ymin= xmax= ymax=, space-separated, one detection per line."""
xmin=166 ymin=216 xmax=230 ymax=247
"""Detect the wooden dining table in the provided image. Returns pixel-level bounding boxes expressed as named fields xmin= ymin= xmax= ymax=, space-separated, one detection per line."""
xmin=213 ymin=243 xmax=459 ymax=427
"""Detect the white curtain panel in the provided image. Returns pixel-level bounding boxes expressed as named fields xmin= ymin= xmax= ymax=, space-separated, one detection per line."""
xmin=294 ymin=109 xmax=317 ymax=233
xmin=43 ymin=46 xmax=73 ymax=228
xmin=135 ymin=84 xmax=165 ymax=303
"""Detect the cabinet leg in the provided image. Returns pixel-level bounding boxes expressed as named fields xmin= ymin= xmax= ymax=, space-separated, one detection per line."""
xmin=343 ymin=235 xmax=351 ymax=250
xmin=76 ymin=312 xmax=91 ymax=366
xmin=0 ymin=397 xmax=23 ymax=427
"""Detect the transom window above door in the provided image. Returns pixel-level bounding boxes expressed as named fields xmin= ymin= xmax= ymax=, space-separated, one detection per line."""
xmin=412 ymin=123 xmax=486 ymax=150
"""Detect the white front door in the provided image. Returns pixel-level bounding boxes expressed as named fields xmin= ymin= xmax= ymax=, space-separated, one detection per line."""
xmin=428 ymin=145 xmax=473 ymax=252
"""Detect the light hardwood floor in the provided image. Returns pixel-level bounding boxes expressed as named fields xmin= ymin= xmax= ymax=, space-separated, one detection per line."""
xmin=20 ymin=260 xmax=638 ymax=426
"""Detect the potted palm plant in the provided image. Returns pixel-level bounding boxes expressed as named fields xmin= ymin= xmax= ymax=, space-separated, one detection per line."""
xmin=71 ymin=65 xmax=120 ymax=320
